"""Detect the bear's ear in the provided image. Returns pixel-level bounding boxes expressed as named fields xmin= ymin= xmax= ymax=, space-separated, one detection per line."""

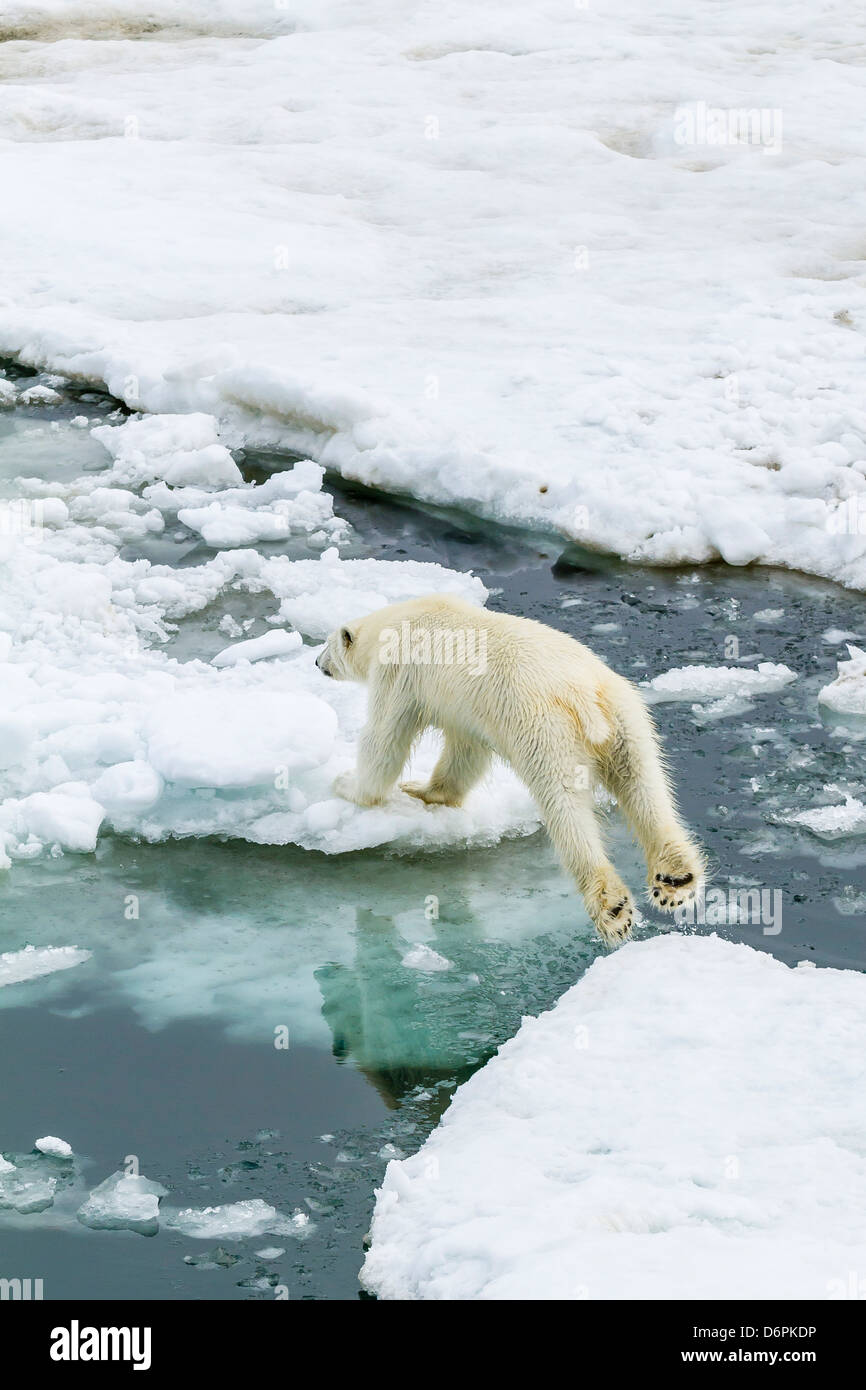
xmin=340 ymin=627 xmax=354 ymax=648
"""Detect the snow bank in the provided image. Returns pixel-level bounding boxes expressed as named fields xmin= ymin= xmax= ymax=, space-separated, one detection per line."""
xmin=0 ymin=3 xmax=865 ymax=586
xmin=0 ymin=412 xmax=538 ymax=862
xmin=361 ymin=934 xmax=866 ymax=1300
xmin=818 ymin=645 xmax=866 ymax=718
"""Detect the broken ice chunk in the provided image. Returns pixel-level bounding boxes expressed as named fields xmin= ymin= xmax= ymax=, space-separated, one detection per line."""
xmin=77 ymin=1171 xmax=168 ymax=1237
xmin=211 ymin=629 xmax=302 ymax=667
xmin=34 ymin=1136 xmax=72 ymax=1158
xmin=167 ymin=1199 xmax=313 ymax=1241
xmin=0 ymin=1168 xmax=57 ymax=1213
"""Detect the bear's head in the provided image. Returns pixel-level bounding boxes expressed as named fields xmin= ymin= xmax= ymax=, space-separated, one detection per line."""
xmin=316 ymin=620 xmax=368 ymax=681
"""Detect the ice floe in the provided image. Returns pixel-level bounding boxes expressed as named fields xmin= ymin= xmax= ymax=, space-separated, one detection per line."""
xmin=34 ymin=1136 xmax=73 ymax=1158
xmin=361 ymin=934 xmax=866 ymax=1300
xmin=0 ymin=944 xmax=92 ymax=987
xmin=166 ymin=1199 xmax=313 ymax=1241
xmin=77 ymin=1171 xmax=168 ymax=1237
xmin=0 ymin=412 xmax=538 ymax=862
xmin=1 ymin=4 xmax=865 ymax=586
xmin=785 ymin=794 xmax=866 ymax=841
xmin=818 ymin=645 xmax=866 ymax=719
xmin=642 ymin=662 xmax=797 ymax=719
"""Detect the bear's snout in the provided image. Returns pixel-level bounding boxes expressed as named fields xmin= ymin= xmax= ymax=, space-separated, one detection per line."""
xmin=316 ymin=650 xmax=333 ymax=677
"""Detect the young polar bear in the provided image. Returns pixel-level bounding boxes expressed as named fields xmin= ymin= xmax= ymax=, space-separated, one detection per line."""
xmin=317 ymin=595 xmax=704 ymax=946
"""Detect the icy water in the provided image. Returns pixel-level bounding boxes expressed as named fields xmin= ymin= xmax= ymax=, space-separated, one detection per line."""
xmin=1 ymin=369 xmax=865 ymax=1298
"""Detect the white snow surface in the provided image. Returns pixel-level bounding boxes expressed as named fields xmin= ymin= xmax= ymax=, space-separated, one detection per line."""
xmin=0 ymin=3 xmax=865 ymax=586
xmin=361 ymin=934 xmax=866 ymax=1300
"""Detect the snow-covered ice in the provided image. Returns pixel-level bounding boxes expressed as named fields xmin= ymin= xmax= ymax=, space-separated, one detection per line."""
xmin=0 ymin=411 xmax=539 ymax=863
xmin=166 ymin=1199 xmax=312 ymax=1241
xmin=785 ymin=794 xmax=866 ymax=841
xmin=0 ymin=3 xmax=864 ymax=587
xmin=0 ymin=944 xmax=91 ymax=987
xmin=361 ymin=934 xmax=866 ymax=1300
xmin=34 ymin=1135 xmax=73 ymax=1158
xmin=642 ymin=661 xmax=796 ymax=719
xmin=644 ymin=663 xmax=796 ymax=702
xmin=818 ymin=645 xmax=866 ymax=719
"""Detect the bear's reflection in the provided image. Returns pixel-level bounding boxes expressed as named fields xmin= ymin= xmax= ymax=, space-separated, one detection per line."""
xmin=315 ymin=908 xmax=486 ymax=1113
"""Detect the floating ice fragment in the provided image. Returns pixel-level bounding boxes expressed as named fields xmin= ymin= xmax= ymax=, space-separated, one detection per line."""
xmin=818 ymin=645 xmax=866 ymax=718
xmin=77 ymin=1171 xmax=168 ymax=1237
xmin=35 ymin=1136 xmax=72 ymax=1158
xmin=643 ymin=662 xmax=796 ymax=703
xmin=401 ymin=943 xmax=453 ymax=972
xmin=0 ymin=1168 xmax=57 ymax=1214
xmin=167 ymin=1199 xmax=312 ymax=1241
xmin=211 ymin=629 xmax=302 ymax=667
xmin=0 ymin=945 xmax=91 ymax=989
xmin=785 ymin=794 xmax=866 ymax=840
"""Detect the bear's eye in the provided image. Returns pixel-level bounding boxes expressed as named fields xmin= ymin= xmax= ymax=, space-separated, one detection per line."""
xmin=341 ymin=628 xmax=353 ymax=648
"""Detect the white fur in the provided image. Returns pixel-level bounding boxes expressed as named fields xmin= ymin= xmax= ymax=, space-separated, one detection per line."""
xmin=319 ymin=595 xmax=704 ymax=945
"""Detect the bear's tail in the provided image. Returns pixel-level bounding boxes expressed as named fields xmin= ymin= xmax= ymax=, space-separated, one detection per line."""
xmin=557 ymin=686 xmax=614 ymax=749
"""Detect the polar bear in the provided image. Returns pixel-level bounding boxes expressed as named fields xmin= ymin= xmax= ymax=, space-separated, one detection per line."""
xmin=317 ymin=595 xmax=704 ymax=945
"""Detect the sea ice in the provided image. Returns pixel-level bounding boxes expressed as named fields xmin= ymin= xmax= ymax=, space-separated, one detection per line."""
xmin=34 ymin=1136 xmax=72 ymax=1158
xmin=1 ymin=4 xmax=865 ymax=586
xmin=77 ymin=1171 xmax=168 ymax=1237
xmin=166 ymin=1199 xmax=312 ymax=1241
xmin=785 ymin=794 xmax=866 ymax=840
xmin=362 ymin=934 xmax=866 ymax=1300
xmin=818 ymin=645 xmax=866 ymax=719
xmin=644 ymin=662 xmax=796 ymax=704
xmin=0 ymin=944 xmax=91 ymax=988
xmin=401 ymin=944 xmax=453 ymax=972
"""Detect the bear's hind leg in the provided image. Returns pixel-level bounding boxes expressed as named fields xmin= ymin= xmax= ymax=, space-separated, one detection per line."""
xmin=402 ymin=734 xmax=491 ymax=808
xmin=334 ymin=696 xmax=423 ymax=806
xmin=596 ymin=702 xmax=704 ymax=912
xmin=533 ymin=781 xmax=634 ymax=947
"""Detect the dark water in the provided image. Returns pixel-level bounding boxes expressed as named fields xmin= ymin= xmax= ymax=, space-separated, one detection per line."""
xmin=1 ymin=375 xmax=864 ymax=1299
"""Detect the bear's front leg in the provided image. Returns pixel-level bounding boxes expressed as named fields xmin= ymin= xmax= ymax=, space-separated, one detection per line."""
xmin=332 ymin=770 xmax=384 ymax=807
xmin=333 ymin=690 xmax=423 ymax=807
